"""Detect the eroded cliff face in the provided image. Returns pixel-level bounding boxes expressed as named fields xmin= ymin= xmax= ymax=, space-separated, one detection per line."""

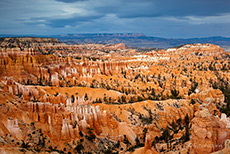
xmin=0 ymin=55 xmax=128 ymax=87
xmin=0 ymin=38 xmax=230 ymax=153
xmin=191 ymin=106 xmax=230 ymax=154
xmin=23 ymin=100 xmax=132 ymax=142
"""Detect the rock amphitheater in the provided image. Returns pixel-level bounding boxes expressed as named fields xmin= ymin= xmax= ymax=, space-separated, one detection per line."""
xmin=0 ymin=37 xmax=230 ymax=154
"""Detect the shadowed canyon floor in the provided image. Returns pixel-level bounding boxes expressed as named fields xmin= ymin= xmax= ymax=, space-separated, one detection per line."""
xmin=0 ymin=37 xmax=230 ymax=154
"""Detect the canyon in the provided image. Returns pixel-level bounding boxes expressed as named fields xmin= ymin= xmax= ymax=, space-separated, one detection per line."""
xmin=0 ymin=37 xmax=230 ymax=154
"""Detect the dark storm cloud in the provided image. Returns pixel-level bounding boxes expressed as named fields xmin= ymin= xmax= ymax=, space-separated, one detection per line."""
xmin=43 ymin=0 xmax=230 ymax=28
xmin=95 ymin=0 xmax=230 ymax=18
xmin=55 ymin=0 xmax=87 ymax=3
xmin=45 ymin=14 xmax=104 ymax=28
xmin=0 ymin=0 xmax=230 ymax=37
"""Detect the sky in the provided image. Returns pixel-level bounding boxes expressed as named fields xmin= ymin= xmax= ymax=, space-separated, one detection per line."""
xmin=0 ymin=0 xmax=230 ymax=38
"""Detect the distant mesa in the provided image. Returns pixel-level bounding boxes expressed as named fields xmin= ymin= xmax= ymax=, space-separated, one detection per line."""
xmin=1 ymin=33 xmax=230 ymax=50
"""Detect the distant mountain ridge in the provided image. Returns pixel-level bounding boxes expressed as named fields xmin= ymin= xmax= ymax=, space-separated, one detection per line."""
xmin=1 ymin=33 xmax=230 ymax=51
xmin=54 ymin=34 xmax=230 ymax=52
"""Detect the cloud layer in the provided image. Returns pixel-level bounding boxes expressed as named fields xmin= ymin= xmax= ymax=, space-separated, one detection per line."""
xmin=0 ymin=0 xmax=229 ymax=38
